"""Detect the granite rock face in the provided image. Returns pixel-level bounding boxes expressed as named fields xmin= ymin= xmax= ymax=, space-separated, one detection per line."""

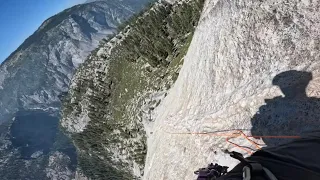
xmin=144 ymin=0 xmax=320 ymax=179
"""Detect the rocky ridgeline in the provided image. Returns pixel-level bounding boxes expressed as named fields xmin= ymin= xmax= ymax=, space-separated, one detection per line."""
xmin=0 ymin=0 xmax=150 ymax=179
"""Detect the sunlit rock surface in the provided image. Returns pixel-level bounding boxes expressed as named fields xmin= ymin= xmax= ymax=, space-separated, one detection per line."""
xmin=144 ymin=0 xmax=320 ymax=179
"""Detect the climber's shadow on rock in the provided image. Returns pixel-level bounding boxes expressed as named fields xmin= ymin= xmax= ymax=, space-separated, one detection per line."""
xmin=251 ymin=70 xmax=320 ymax=147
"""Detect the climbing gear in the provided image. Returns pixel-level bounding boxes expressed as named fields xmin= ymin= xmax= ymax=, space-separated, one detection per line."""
xmin=168 ymin=129 xmax=300 ymax=154
xmin=226 ymin=151 xmax=278 ymax=180
xmin=172 ymin=129 xmax=301 ymax=179
xmin=195 ymin=151 xmax=279 ymax=180
xmin=226 ymin=130 xmax=262 ymax=155
xmin=194 ymin=163 xmax=229 ymax=180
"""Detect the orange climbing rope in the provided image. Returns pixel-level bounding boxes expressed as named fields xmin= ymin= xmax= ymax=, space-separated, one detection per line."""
xmin=168 ymin=130 xmax=301 ymax=155
xmin=226 ymin=130 xmax=261 ymax=155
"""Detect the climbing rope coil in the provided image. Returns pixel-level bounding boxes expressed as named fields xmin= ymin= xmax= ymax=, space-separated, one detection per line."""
xmin=167 ymin=129 xmax=301 ymax=179
xmin=168 ymin=129 xmax=300 ymax=154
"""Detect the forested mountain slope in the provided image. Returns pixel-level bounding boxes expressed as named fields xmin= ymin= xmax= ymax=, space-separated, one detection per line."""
xmin=61 ymin=0 xmax=204 ymax=179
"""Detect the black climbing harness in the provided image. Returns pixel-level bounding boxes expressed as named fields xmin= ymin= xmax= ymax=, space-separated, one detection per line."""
xmin=195 ymin=151 xmax=278 ymax=180
xmin=194 ymin=163 xmax=229 ymax=180
xmin=228 ymin=151 xmax=278 ymax=180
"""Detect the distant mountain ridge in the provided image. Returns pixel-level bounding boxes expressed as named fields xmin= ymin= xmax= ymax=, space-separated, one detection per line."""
xmin=0 ymin=1 xmax=150 ymax=123
xmin=0 ymin=0 xmax=151 ymax=179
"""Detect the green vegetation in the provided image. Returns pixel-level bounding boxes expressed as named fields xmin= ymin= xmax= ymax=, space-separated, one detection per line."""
xmin=62 ymin=0 xmax=204 ymax=179
xmin=0 ymin=155 xmax=49 ymax=180
xmin=116 ymin=0 xmax=157 ymax=31
xmin=0 ymin=121 xmax=49 ymax=180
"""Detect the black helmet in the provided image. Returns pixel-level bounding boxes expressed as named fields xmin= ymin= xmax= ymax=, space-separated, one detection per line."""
xmin=272 ymin=70 xmax=312 ymax=87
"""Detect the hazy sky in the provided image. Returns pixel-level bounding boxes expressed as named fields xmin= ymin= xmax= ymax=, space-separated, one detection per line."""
xmin=0 ymin=0 xmax=86 ymax=63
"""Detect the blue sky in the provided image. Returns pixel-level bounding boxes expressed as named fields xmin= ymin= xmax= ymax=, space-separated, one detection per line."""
xmin=0 ymin=0 xmax=86 ymax=63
